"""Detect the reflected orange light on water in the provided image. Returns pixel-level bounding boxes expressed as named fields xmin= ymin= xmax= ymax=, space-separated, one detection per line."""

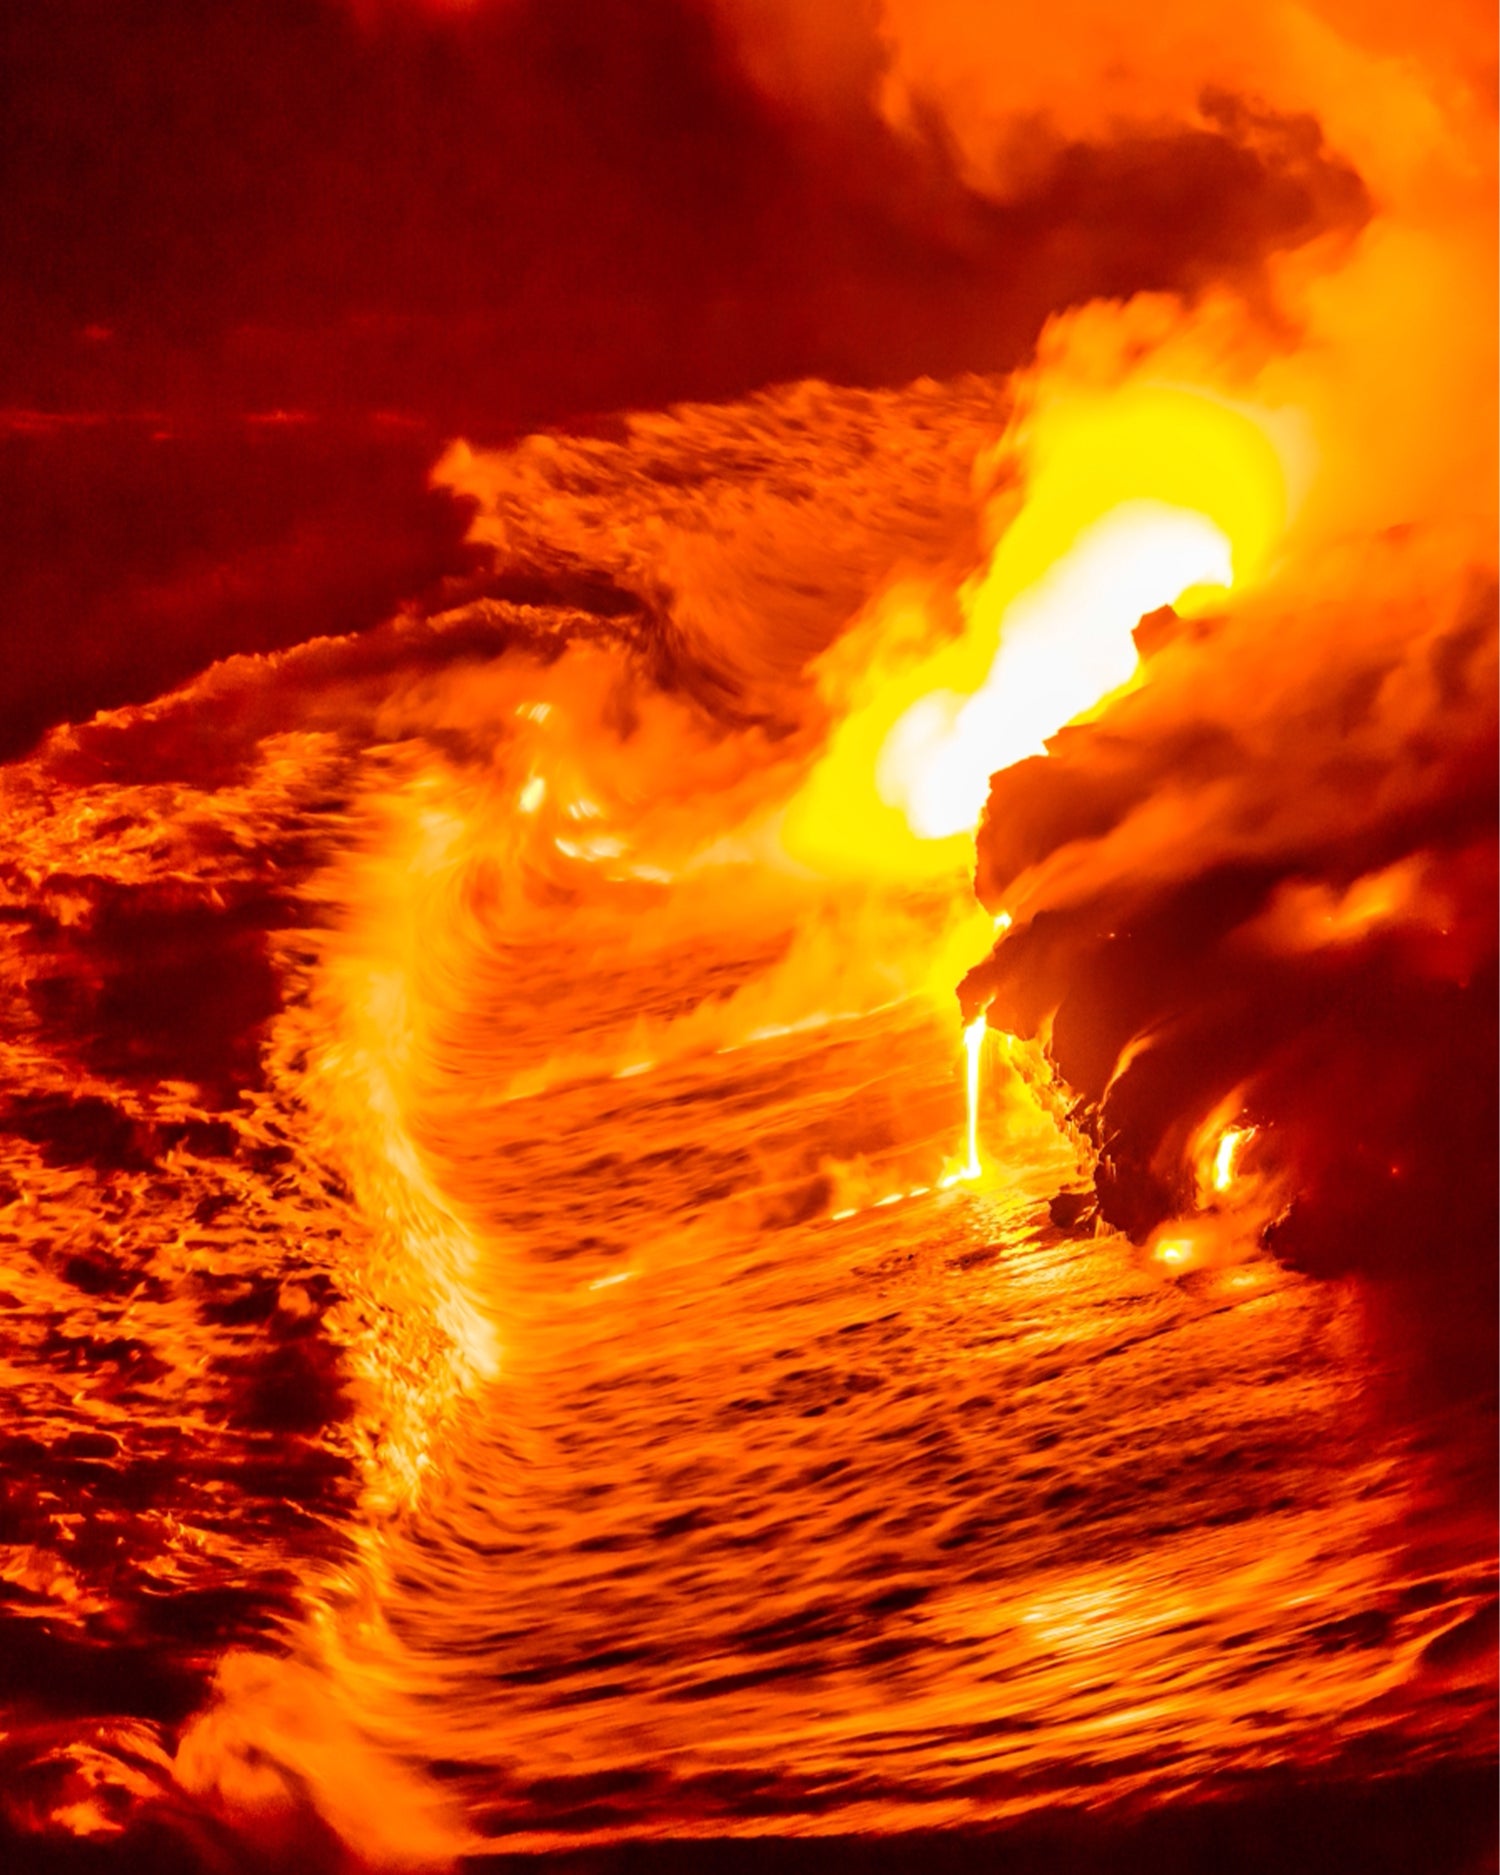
xmin=6 ymin=363 xmax=1486 ymax=1867
xmin=775 ymin=382 xmax=1294 ymax=1187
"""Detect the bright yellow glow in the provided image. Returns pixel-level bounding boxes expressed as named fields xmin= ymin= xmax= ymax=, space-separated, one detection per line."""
xmin=879 ymin=502 xmax=1231 ymax=838
xmin=781 ymin=385 xmax=1289 ymax=878
xmin=1212 ymin=1125 xmax=1256 ymax=1193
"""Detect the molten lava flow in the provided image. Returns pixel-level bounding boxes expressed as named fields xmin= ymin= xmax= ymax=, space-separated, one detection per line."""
xmin=1212 ymin=1125 xmax=1256 ymax=1194
xmin=962 ymin=1015 xmax=986 ymax=1179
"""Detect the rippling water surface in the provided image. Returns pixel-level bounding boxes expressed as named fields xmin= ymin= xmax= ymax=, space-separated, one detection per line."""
xmin=266 ymin=806 xmax=1491 ymax=1861
xmin=0 ymin=402 xmax=1493 ymax=1868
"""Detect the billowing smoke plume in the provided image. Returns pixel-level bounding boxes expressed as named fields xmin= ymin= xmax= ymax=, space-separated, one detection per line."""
xmin=1 ymin=0 xmax=1385 ymax=758
xmin=882 ymin=0 xmax=1500 ymax=1389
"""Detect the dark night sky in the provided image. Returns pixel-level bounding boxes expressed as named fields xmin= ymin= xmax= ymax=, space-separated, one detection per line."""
xmin=0 ymin=0 xmax=1367 ymax=757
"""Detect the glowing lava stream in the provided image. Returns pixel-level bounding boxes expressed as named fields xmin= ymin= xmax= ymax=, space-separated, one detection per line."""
xmin=962 ymin=1015 xmax=986 ymax=1179
xmin=878 ymin=502 xmax=1231 ymax=840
